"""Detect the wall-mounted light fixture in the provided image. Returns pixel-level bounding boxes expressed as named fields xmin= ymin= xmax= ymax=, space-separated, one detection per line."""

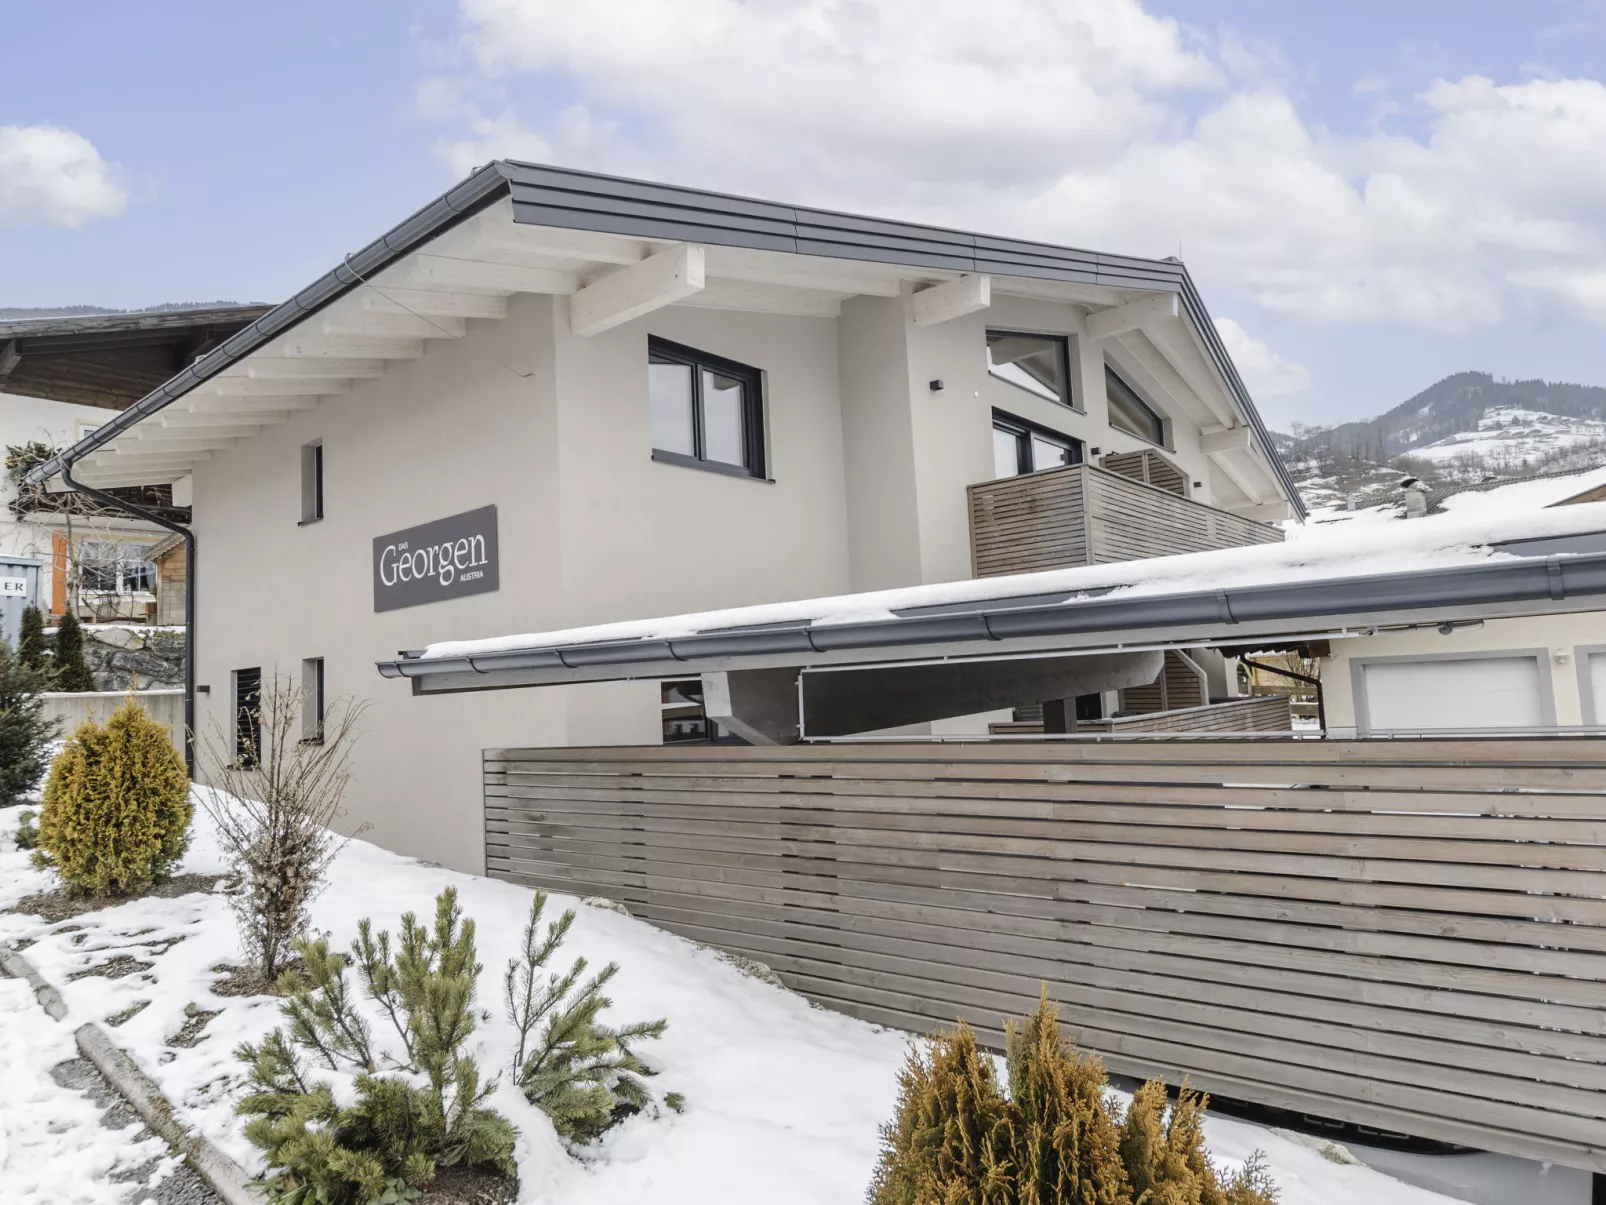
xmin=928 ymin=379 xmax=944 ymax=392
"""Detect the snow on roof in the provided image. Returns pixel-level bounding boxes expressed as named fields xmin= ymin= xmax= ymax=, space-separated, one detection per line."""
xmin=422 ymin=501 xmax=1606 ymax=662
xmin=1435 ymin=463 xmax=1606 ymax=515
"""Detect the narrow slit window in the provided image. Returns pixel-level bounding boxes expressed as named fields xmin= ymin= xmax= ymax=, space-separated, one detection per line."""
xmin=234 ymin=667 xmax=262 ymax=768
xmin=301 ymin=657 xmax=325 ymax=744
xmin=300 ymin=440 xmax=324 ymax=524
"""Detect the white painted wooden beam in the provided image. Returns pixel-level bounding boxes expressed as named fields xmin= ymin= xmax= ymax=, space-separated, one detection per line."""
xmin=1208 ymin=445 xmax=1275 ymax=504
xmin=211 ymin=377 xmax=353 ymax=397
xmin=74 ymin=470 xmax=188 ymax=488
xmin=1199 ymin=426 xmax=1253 ymax=455
xmin=359 ymin=288 xmax=508 ymax=320
xmin=1142 ymin=322 xmax=1236 ymax=428
xmin=239 ymin=357 xmax=386 ymax=380
xmin=278 ymin=335 xmax=425 ymax=359
xmin=137 ymin=422 xmax=263 ymax=443
xmin=701 ymin=245 xmax=905 ymax=298
xmin=320 ymin=311 xmax=465 ymax=340
xmin=161 ymin=408 xmax=286 ymax=429
xmin=570 ymin=244 xmax=705 ymax=338
xmin=187 ymin=393 xmax=323 ymax=415
xmin=911 ymin=274 xmax=991 ymax=327
xmin=682 ymin=279 xmax=843 ymax=319
xmin=394 ymin=255 xmax=579 ymax=296
xmin=111 ymin=435 xmax=234 ymax=454
xmin=1085 ymin=292 xmax=1180 ymax=342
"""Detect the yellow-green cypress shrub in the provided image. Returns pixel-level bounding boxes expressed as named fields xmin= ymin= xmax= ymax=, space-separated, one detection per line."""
xmin=1120 ymin=1079 xmax=1280 ymax=1205
xmin=1005 ymin=991 xmax=1130 ymax=1205
xmin=868 ymin=1021 xmax=1014 ymax=1205
xmin=35 ymin=698 xmax=191 ymax=896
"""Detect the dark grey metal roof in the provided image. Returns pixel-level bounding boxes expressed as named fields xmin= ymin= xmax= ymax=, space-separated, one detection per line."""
xmin=26 ymin=161 xmax=1302 ymax=516
xmin=377 ymin=539 xmax=1606 ymax=692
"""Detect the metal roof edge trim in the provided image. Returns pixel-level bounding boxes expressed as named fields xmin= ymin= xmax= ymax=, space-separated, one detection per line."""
xmin=23 ymin=163 xmax=516 ymax=485
xmin=375 ymin=550 xmax=1606 ymax=682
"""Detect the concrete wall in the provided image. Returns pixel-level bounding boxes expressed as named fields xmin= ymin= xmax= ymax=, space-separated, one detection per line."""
xmin=1323 ymin=614 xmax=1606 ymax=734
xmin=41 ymin=689 xmax=184 ymax=749
xmin=191 ymin=295 xmax=854 ymax=872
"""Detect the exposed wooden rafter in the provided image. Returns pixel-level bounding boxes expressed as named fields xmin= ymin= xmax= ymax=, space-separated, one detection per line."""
xmin=570 ymin=244 xmax=705 ymax=337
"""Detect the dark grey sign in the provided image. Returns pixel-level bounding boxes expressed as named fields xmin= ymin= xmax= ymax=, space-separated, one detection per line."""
xmin=373 ymin=506 xmax=499 ymax=612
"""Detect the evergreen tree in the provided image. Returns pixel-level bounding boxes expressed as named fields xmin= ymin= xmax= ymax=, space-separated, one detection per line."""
xmin=17 ymin=605 xmax=48 ymax=673
xmin=0 ymin=642 xmax=57 ymax=805
xmin=34 ymin=697 xmax=190 ymax=895
xmin=51 ymin=610 xmax=96 ymax=692
xmin=503 ymin=890 xmax=668 ymax=1142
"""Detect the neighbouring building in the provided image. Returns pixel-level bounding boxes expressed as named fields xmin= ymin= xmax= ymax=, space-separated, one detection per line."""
xmin=1 ymin=306 xmax=266 ymax=624
xmin=24 ymin=162 xmax=1302 ymax=872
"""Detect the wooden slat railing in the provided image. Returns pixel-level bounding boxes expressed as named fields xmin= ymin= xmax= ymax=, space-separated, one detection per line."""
xmin=968 ymin=463 xmax=1283 ymax=577
xmin=485 ymin=739 xmax=1606 ymax=1173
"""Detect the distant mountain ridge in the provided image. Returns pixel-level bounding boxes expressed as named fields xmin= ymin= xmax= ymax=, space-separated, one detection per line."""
xmin=1277 ymin=371 xmax=1606 ymax=513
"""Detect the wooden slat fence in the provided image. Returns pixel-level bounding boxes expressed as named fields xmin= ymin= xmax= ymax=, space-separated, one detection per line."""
xmin=483 ymin=739 xmax=1606 ymax=1173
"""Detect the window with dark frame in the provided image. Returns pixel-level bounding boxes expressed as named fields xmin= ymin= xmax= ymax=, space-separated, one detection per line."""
xmin=301 ymin=657 xmax=325 ymax=744
xmin=992 ymin=411 xmax=1084 ymax=478
xmin=660 ymin=679 xmax=747 ymax=745
xmin=986 ymin=331 xmax=1073 ymax=408
xmin=300 ymin=440 xmax=324 ymax=524
xmin=1105 ymin=367 xmax=1167 ymax=446
xmin=234 ymin=667 xmax=262 ymax=769
xmin=648 ymin=337 xmax=766 ymax=478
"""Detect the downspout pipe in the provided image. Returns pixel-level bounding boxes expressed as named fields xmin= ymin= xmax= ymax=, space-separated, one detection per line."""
xmin=59 ymin=462 xmax=197 ymax=778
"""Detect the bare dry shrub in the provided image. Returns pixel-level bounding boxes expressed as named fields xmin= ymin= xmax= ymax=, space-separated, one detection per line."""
xmin=198 ymin=673 xmax=365 ymax=979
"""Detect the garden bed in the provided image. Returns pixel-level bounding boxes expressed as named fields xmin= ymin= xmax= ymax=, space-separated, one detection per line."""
xmin=0 ymin=797 xmax=1463 ymax=1205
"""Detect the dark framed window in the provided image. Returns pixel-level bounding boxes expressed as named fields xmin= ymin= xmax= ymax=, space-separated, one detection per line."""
xmin=986 ymin=331 xmax=1073 ymax=409
xmin=234 ymin=667 xmax=262 ymax=768
xmin=1105 ymin=367 xmax=1167 ymax=446
xmin=301 ymin=657 xmax=325 ymax=744
xmin=992 ymin=411 xmax=1084 ymax=479
xmin=300 ymin=440 xmax=323 ymax=524
xmin=649 ymin=337 xmax=766 ymax=478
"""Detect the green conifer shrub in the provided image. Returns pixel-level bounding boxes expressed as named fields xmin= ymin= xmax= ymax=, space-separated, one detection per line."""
xmin=51 ymin=611 xmax=96 ymax=692
xmin=504 ymin=889 xmax=669 ymax=1142
xmin=0 ymin=641 xmax=57 ymax=805
xmin=17 ymin=605 xmax=48 ymax=673
xmin=869 ymin=991 xmax=1280 ymax=1205
xmin=33 ymin=697 xmax=191 ymax=895
xmin=236 ymin=888 xmax=517 ymax=1205
xmin=15 ymin=809 xmax=39 ymax=850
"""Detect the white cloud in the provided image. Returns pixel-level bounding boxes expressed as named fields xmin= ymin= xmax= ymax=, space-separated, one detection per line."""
xmin=1214 ymin=317 xmax=1310 ymax=399
xmin=0 ymin=125 xmax=126 ymax=228
xmin=432 ymin=1 xmax=1606 ymax=334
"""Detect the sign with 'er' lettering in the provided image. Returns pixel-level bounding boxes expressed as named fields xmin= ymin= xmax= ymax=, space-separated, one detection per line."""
xmin=372 ymin=506 xmax=499 ymax=613
xmin=0 ymin=578 xmax=28 ymax=597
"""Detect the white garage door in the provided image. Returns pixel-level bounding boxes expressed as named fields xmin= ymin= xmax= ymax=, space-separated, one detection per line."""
xmin=1361 ymin=657 xmax=1545 ymax=733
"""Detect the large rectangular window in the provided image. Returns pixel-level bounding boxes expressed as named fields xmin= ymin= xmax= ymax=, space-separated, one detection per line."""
xmin=234 ymin=666 xmax=262 ymax=768
xmin=1105 ymin=367 xmax=1167 ymax=446
xmin=300 ymin=440 xmax=324 ymax=524
xmin=78 ymin=540 xmax=157 ymax=596
xmin=986 ymin=331 xmax=1073 ymax=408
xmin=648 ymin=337 xmax=766 ymax=478
xmin=301 ymin=657 xmax=325 ymax=744
xmin=992 ymin=412 xmax=1083 ymax=478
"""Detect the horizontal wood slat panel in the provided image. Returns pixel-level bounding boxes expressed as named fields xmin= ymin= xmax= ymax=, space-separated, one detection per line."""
xmin=484 ymin=739 xmax=1606 ymax=1173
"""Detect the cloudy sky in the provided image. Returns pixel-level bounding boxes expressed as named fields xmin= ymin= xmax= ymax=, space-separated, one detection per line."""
xmin=6 ymin=0 xmax=1606 ymax=424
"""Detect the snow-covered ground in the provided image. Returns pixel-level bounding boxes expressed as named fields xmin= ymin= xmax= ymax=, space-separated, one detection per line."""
xmin=0 ymin=801 xmax=1479 ymax=1205
xmin=1408 ymin=407 xmax=1606 ymax=472
xmin=1295 ymin=462 xmax=1606 ymax=530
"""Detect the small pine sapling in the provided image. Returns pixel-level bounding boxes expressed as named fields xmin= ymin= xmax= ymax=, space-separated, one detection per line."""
xmin=15 ymin=809 xmax=38 ymax=850
xmin=504 ymin=889 xmax=668 ymax=1142
xmin=235 ymin=889 xmax=516 ymax=1204
xmin=0 ymin=641 xmax=56 ymax=805
xmin=17 ymin=605 xmax=48 ymax=673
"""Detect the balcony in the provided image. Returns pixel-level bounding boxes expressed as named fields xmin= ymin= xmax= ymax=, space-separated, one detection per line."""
xmin=967 ymin=453 xmax=1283 ymax=578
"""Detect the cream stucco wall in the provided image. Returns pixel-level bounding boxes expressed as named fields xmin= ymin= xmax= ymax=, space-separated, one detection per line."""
xmin=191 ymin=287 xmax=1266 ymax=872
xmin=1322 ymin=612 xmax=1606 ymax=734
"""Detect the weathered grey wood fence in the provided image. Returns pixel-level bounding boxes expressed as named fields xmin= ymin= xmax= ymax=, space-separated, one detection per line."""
xmin=484 ymin=739 xmax=1606 ymax=1173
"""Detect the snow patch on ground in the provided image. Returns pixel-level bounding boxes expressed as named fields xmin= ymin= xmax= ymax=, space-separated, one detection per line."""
xmin=0 ymin=802 xmax=1466 ymax=1204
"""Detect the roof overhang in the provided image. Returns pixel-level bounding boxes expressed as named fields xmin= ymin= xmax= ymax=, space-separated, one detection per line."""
xmin=25 ymin=162 xmax=1302 ymax=517
xmin=378 ymin=546 xmax=1606 ymax=694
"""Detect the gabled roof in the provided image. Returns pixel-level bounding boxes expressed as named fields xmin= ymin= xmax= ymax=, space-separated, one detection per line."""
xmin=0 ymin=304 xmax=270 ymax=409
xmin=379 ymin=503 xmax=1606 ymax=693
xmin=25 ymin=162 xmax=1302 ymax=516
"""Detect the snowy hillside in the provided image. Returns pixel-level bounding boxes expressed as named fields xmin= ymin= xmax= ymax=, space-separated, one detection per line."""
xmin=1408 ymin=407 xmax=1606 ymax=476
